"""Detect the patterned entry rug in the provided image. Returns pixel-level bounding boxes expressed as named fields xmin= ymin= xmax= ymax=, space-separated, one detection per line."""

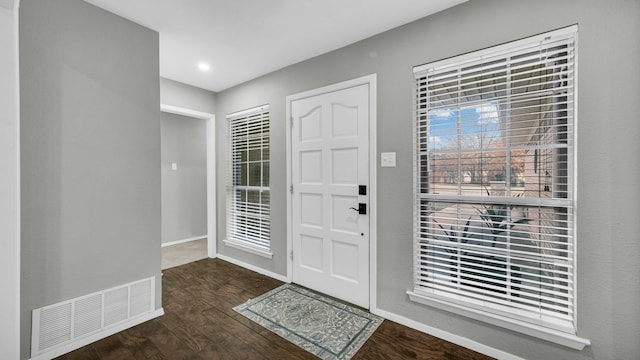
xmin=233 ymin=284 xmax=383 ymax=360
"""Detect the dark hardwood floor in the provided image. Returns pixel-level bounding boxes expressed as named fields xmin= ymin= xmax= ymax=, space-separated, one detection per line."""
xmin=57 ymin=258 xmax=494 ymax=360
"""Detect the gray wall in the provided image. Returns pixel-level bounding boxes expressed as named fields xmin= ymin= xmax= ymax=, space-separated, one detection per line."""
xmin=215 ymin=0 xmax=640 ymax=359
xmin=161 ymin=77 xmax=217 ymax=114
xmin=161 ymin=112 xmax=207 ymax=244
xmin=20 ymin=0 xmax=161 ymax=358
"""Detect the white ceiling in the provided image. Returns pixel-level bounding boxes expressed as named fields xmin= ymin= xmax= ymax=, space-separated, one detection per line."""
xmin=85 ymin=0 xmax=466 ymax=92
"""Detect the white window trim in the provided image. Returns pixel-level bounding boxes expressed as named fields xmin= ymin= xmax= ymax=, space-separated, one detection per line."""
xmin=407 ymin=290 xmax=590 ymax=350
xmin=411 ymin=25 xmax=590 ymax=349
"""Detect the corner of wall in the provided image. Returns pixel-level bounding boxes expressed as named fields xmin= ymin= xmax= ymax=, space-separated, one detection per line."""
xmin=0 ymin=1 xmax=20 ymax=359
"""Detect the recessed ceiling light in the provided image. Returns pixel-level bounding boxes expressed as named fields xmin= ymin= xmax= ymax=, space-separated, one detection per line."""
xmin=198 ymin=63 xmax=210 ymax=71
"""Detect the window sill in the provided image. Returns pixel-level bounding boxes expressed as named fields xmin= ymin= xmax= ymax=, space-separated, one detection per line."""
xmin=223 ymin=239 xmax=273 ymax=259
xmin=407 ymin=290 xmax=590 ymax=350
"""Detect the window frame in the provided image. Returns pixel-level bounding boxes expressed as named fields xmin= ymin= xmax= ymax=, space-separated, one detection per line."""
xmin=407 ymin=26 xmax=590 ymax=350
xmin=224 ymin=104 xmax=272 ymax=258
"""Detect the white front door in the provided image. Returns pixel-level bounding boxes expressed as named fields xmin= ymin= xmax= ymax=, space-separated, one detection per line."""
xmin=289 ymin=82 xmax=371 ymax=308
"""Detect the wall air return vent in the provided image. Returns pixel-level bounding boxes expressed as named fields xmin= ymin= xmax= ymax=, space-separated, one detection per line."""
xmin=31 ymin=277 xmax=159 ymax=359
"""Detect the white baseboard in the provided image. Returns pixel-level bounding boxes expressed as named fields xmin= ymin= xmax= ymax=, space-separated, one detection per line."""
xmin=161 ymin=235 xmax=207 ymax=247
xmin=30 ymin=308 xmax=164 ymax=360
xmin=371 ymin=308 xmax=524 ymax=360
xmin=216 ymin=254 xmax=288 ymax=282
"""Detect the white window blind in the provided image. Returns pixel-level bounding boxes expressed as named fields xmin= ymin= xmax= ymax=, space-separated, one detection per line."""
xmin=412 ymin=27 xmax=577 ymax=334
xmin=227 ymin=105 xmax=270 ymax=250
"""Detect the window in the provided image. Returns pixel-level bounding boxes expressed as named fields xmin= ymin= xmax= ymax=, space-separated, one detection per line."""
xmin=409 ymin=27 xmax=586 ymax=347
xmin=225 ymin=105 xmax=271 ymax=256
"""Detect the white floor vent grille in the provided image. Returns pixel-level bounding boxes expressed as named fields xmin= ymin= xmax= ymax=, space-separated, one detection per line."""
xmin=31 ymin=277 xmax=156 ymax=359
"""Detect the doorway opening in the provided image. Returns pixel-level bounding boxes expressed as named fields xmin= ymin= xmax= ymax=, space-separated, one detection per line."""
xmin=160 ymin=104 xmax=216 ymax=266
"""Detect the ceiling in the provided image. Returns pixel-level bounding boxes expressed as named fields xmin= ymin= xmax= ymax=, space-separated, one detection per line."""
xmin=85 ymin=0 xmax=466 ymax=93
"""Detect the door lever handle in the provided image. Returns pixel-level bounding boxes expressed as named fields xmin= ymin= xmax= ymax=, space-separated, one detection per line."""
xmin=349 ymin=203 xmax=367 ymax=215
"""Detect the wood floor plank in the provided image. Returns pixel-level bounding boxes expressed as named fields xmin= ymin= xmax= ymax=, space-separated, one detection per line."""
xmin=141 ymin=319 xmax=207 ymax=360
xmin=117 ymin=327 xmax=168 ymax=360
xmin=156 ymin=311 xmax=217 ymax=353
xmin=55 ymin=258 xmax=494 ymax=360
xmin=57 ymin=345 xmax=101 ymax=360
xmin=199 ymin=304 xmax=313 ymax=360
xmin=89 ymin=333 xmax=147 ymax=360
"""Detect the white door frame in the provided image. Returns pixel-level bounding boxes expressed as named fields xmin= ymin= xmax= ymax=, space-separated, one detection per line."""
xmin=160 ymin=104 xmax=217 ymax=258
xmin=285 ymin=74 xmax=377 ymax=309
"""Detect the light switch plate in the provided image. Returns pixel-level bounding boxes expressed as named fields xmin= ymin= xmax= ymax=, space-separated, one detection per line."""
xmin=380 ymin=152 xmax=396 ymax=167
xmin=171 ymin=163 xmax=177 ymax=170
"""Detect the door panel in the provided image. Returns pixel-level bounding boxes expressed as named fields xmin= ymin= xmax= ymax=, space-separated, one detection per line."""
xmin=332 ymin=148 xmax=358 ymax=184
xmin=300 ymin=235 xmax=323 ymax=271
xmin=291 ymin=83 xmax=370 ymax=308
